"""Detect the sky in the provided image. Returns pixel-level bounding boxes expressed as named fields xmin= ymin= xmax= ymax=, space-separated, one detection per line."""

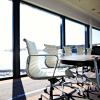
xmin=0 ymin=0 xmax=100 ymax=51
xmin=0 ymin=0 xmax=12 ymax=51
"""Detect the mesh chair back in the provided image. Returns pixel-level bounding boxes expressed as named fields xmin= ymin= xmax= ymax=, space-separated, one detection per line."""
xmin=63 ymin=46 xmax=72 ymax=56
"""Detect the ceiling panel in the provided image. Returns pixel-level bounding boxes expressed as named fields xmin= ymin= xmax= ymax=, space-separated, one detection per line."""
xmin=66 ymin=0 xmax=89 ymax=5
xmin=92 ymin=0 xmax=100 ymax=5
xmin=53 ymin=0 xmax=100 ymax=21
xmin=77 ymin=1 xmax=96 ymax=10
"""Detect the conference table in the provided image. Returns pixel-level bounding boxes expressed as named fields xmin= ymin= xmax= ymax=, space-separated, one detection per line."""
xmin=59 ymin=55 xmax=100 ymax=98
xmin=60 ymin=55 xmax=100 ymax=68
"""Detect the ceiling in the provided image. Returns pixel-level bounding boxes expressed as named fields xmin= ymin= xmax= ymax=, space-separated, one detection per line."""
xmin=53 ymin=0 xmax=100 ymax=21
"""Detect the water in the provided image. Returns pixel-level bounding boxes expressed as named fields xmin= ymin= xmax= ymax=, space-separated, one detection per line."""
xmin=0 ymin=51 xmax=48 ymax=72
xmin=0 ymin=51 xmax=77 ymax=70
xmin=0 ymin=51 xmax=77 ymax=78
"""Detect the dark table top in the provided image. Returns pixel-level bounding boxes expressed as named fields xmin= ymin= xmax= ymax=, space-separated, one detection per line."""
xmin=60 ymin=55 xmax=100 ymax=66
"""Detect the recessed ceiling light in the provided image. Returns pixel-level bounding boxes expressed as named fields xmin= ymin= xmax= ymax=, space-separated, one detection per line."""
xmin=92 ymin=8 xmax=95 ymax=11
xmin=97 ymin=12 xmax=100 ymax=14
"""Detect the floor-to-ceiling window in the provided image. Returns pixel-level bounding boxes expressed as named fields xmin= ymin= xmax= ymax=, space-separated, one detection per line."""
xmin=20 ymin=3 xmax=61 ymax=75
xmin=0 ymin=1 xmax=91 ymax=79
xmin=0 ymin=0 xmax=12 ymax=78
xmin=92 ymin=28 xmax=100 ymax=46
xmin=65 ymin=19 xmax=85 ymax=55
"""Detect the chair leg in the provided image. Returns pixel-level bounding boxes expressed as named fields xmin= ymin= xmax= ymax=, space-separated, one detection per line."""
xmin=50 ymin=82 xmax=54 ymax=100
xmin=48 ymin=77 xmax=66 ymax=99
xmin=48 ymin=77 xmax=57 ymax=100
xmin=98 ymin=89 xmax=100 ymax=98
xmin=76 ymin=66 xmax=79 ymax=84
xmin=61 ymin=77 xmax=65 ymax=95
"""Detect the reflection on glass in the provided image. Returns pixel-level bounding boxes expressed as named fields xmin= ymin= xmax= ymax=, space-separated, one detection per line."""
xmin=20 ymin=3 xmax=60 ymax=75
xmin=65 ymin=19 xmax=85 ymax=55
xmin=92 ymin=28 xmax=100 ymax=46
xmin=0 ymin=0 xmax=12 ymax=78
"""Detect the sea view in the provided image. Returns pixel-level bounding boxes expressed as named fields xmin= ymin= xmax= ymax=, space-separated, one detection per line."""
xmin=0 ymin=50 xmax=55 ymax=78
xmin=0 ymin=48 xmax=82 ymax=78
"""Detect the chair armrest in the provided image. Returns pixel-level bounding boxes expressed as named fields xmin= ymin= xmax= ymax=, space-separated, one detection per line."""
xmin=28 ymin=54 xmax=59 ymax=77
xmin=58 ymin=52 xmax=64 ymax=56
xmin=29 ymin=54 xmax=58 ymax=57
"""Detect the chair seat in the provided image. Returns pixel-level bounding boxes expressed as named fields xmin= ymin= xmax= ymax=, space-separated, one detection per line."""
xmin=86 ymin=78 xmax=100 ymax=86
xmin=28 ymin=68 xmax=66 ymax=79
xmin=45 ymin=69 xmax=74 ymax=78
xmin=47 ymin=71 xmax=65 ymax=76
xmin=59 ymin=63 xmax=76 ymax=69
xmin=68 ymin=65 xmax=76 ymax=69
xmin=41 ymin=68 xmax=74 ymax=77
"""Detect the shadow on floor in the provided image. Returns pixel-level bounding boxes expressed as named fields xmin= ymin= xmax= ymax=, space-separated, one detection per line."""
xmin=13 ymin=78 xmax=26 ymax=100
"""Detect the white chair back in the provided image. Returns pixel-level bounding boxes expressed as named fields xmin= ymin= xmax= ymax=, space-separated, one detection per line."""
xmin=44 ymin=44 xmax=58 ymax=67
xmin=87 ymin=48 xmax=92 ymax=55
xmin=44 ymin=44 xmax=68 ymax=68
xmin=63 ymin=46 xmax=72 ymax=56
xmin=77 ymin=47 xmax=84 ymax=55
xmin=24 ymin=39 xmax=48 ymax=79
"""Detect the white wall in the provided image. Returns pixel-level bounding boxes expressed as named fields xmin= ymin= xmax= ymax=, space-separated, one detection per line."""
xmin=23 ymin=0 xmax=100 ymax=28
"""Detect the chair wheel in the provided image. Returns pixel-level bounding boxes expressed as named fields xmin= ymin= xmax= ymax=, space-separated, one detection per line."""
xmin=77 ymin=83 xmax=79 ymax=86
xmin=38 ymin=97 xmax=42 ymax=100
xmin=77 ymin=92 xmax=81 ymax=96
xmin=95 ymin=87 xmax=98 ymax=91
xmin=98 ymin=95 xmax=100 ymax=98
xmin=44 ymin=89 xmax=47 ymax=93
xmin=83 ymin=93 xmax=86 ymax=98
xmin=77 ymin=91 xmax=82 ymax=96
xmin=90 ymin=86 xmax=91 ymax=90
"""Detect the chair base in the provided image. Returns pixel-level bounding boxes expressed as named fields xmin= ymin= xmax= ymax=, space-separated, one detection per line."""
xmin=39 ymin=93 xmax=69 ymax=100
xmin=38 ymin=77 xmax=78 ymax=100
xmin=98 ymin=95 xmax=100 ymax=98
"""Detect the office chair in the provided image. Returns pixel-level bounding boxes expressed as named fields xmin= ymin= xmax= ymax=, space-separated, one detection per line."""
xmin=86 ymin=48 xmax=92 ymax=73
xmin=63 ymin=46 xmax=76 ymax=69
xmin=44 ymin=44 xmax=75 ymax=69
xmin=90 ymin=46 xmax=100 ymax=72
xmin=76 ymin=47 xmax=89 ymax=73
xmin=77 ymin=47 xmax=84 ymax=55
xmin=91 ymin=46 xmax=100 ymax=55
xmin=63 ymin=46 xmax=72 ymax=56
xmin=44 ymin=44 xmax=83 ymax=94
xmin=76 ymin=47 xmax=89 ymax=85
xmin=23 ymin=39 xmax=80 ymax=100
xmin=86 ymin=56 xmax=100 ymax=98
xmin=63 ymin=46 xmax=88 ymax=87
xmin=86 ymin=48 xmax=92 ymax=55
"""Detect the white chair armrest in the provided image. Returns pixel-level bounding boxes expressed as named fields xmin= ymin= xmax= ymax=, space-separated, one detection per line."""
xmin=28 ymin=54 xmax=59 ymax=77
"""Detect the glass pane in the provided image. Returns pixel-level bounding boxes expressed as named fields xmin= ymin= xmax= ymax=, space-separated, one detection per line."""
xmin=20 ymin=3 xmax=61 ymax=75
xmin=65 ymin=19 xmax=85 ymax=55
xmin=92 ymin=28 xmax=100 ymax=46
xmin=0 ymin=0 xmax=12 ymax=78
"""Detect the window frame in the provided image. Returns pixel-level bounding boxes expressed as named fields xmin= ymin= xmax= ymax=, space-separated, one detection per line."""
xmin=1 ymin=0 xmax=91 ymax=80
